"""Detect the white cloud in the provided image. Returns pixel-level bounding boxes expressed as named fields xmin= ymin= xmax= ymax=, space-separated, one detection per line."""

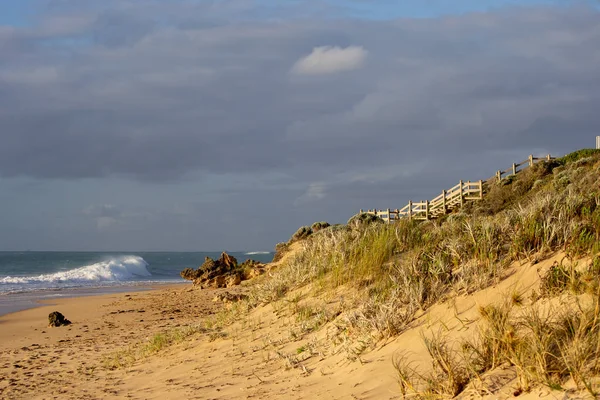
xmin=294 ymin=182 xmax=327 ymax=205
xmin=306 ymin=182 xmax=326 ymax=199
xmin=291 ymin=45 xmax=367 ymax=75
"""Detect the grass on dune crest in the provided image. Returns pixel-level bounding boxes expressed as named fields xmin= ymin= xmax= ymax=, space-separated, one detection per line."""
xmin=252 ymin=151 xmax=600 ymax=339
xmin=101 ymin=149 xmax=600 ymax=395
xmin=244 ymin=150 xmax=600 ymax=394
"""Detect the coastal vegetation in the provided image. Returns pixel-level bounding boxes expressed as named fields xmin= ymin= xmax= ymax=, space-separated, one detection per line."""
xmin=248 ymin=148 xmax=600 ymax=396
xmin=104 ymin=148 xmax=600 ymax=398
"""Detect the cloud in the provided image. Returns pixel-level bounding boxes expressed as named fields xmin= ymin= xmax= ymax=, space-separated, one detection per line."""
xmin=82 ymin=204 xmax=121 ymax=218
xmin=0 ymin=3 xmax=598 ymax=198
xmin=294 ymin=182 xmax=327 ymax=205
xmin=1 ymin=2 xmax=600 ymax=250
xmin=291 ymin=45 xmax=368 ymax=75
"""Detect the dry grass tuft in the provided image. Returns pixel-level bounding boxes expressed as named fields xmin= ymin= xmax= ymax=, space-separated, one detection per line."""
xmin=102 ymin=324 xmax=206 ymax=370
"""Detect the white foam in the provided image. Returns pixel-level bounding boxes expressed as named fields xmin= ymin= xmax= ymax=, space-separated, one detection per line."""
xmin=245 ymin=251 xmax=271 ymax=255
xmin=0 ymin=256 xmax=151 ymax=285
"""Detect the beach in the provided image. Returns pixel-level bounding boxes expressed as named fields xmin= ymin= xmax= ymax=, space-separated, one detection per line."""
xmin=0 ymin=284 xmax=222 ymax=399
xmin=0 ymin=253 xmax=578 ymax=400
xmin=0 ymin=280 xmax=404 ymax=400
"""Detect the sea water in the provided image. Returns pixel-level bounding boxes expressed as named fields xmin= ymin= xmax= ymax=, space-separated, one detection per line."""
xmin=0 ymin=251 xmax=273 ymax=315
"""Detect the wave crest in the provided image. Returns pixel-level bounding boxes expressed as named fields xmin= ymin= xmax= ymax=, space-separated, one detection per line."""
xmin=0 ymin=256 xmax=151 ymax=285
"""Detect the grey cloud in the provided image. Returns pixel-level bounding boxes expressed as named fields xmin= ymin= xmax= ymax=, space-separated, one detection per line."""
xmin=91 ymin=11 xmax=157 ymax=47
xmin=82 ymin=204 xmax=121 ymax=218
xmin=0 ymin=3 xmax=598 ymax=214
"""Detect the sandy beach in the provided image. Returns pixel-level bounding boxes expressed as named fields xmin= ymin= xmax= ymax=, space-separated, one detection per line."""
xmin=0 ymin=253 xmax=574 ymax=400
xmin=0 ymin=280 xmax=405 ymax=400
xmin=0 ymin=284 xmax=224 ymax=399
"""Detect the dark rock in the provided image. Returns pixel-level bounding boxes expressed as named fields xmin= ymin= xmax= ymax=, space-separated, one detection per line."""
xmin=200 ymin=256 xmax=217 ymax=272
xmin=218 ymin=252 xmax=237 ymax=270
xmin=226 ymin=274 xmax=241 ymax=287
xmin=180 ymin=267 xmax=197 ymax=281
xmin=239 ymin=259 xmax=266 ymax=280
xmin=180 ymin=252 xmax=262 ymax=289
xmin=48 ymin=311 xmax=71 ymax=327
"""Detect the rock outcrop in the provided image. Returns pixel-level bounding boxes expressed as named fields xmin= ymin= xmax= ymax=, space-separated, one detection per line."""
xmin=48 ymin=311 xmax=71 ymax=327
xmin=180 ymin=252 xmax=265 ymax=289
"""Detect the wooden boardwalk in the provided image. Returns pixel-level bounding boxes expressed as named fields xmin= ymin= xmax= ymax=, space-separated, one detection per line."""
xmin=361 ymin=154 xmax=554 ymax=223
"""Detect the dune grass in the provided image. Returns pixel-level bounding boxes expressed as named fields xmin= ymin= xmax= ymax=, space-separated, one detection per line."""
xmin=102 ymin=325 xmax=206 ymax=370
xmin=100 ymin=150 xmax=600 ymax=395
xmin=242 ymin=150 xmax=600 ymax=395
xmin=393 ymin=285 xmax=600 ymax=397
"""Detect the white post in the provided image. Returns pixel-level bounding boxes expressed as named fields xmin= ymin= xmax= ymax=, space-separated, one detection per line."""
xmin=596 ymin=136 xmax=600 ymax=150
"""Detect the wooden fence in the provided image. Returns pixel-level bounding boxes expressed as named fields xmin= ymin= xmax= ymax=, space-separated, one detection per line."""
xmin=487 ymin=154 xmax=554 ymax=183
xmin=361 ymin=154 xmax=554 ymax=223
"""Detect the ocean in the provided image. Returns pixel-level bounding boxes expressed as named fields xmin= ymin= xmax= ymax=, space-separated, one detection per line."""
xmin=0 ymin=251 xmax=273 ymax=315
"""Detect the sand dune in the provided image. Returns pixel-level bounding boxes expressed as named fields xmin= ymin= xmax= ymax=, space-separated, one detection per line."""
xmin=1 ymin=251 xmax=587 ymax=399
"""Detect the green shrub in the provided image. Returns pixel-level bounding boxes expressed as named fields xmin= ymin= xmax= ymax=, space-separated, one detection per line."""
xmin=541 ymin=262 xmax=570 ymax=296
xmin=347 ymin=212 xmax=384 ymax=228
xmin=557 ymin=149 xmax=600 ymax=165
xmin=310 ymin=221 xmax=330 ymax=233
xmin=291 ymin=226 xmax=312 ymax=242
xmin=272 ymin=242 xmax=290 ymax=262
xmin=566 ymin=223 xmax=598 ymax=258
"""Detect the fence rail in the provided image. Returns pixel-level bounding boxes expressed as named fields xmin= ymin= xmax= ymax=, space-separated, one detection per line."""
xmin=361 ymin=154 xmax=554 ymax=222
xmin=486 ymin=154 xmax=554 ymax=183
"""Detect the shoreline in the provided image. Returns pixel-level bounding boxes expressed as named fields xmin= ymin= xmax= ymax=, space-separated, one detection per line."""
xmin=0 ymin=282 xmax=226 ymax=398
xmin=0 ymin=283 xmax=191 ymax=344
xmin=0 ymin=281 xmax=188 ymax=317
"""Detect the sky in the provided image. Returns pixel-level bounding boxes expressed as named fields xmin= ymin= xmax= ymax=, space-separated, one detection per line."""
xmin=0 ymin=0 xmax=599 ymax=251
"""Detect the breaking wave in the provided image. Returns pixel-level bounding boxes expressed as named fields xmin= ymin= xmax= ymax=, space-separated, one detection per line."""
xmin=0 ymin=256 xmax=151 ymax=286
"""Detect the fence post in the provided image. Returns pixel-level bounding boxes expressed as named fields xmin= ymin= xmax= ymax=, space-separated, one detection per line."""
xmin=387 ymin=208 xmax=391 ymax=224
xmin=479 ymin=180 xmax=483 ymax=199
xmin=496 ymin=170 xmax=501 ymax=182
xmin=529 ymin=155 xmax=534 ymax=167
xmin=408 ymin=201 xmax=412 ymax=220
xmin=459 ymin=180 xmax=464 ymax=206
xmin=426 ymin=201 xmax=430 ymax=220
xmin=547 ymin=154 xmax=551 ymax=161
xmin=512 ymin=163 xmax=517 ymax=175
xmin=360 ymin=209 xmax=363 ymax=214
xmin=442 ymin=189 xmax=447 ymax=214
